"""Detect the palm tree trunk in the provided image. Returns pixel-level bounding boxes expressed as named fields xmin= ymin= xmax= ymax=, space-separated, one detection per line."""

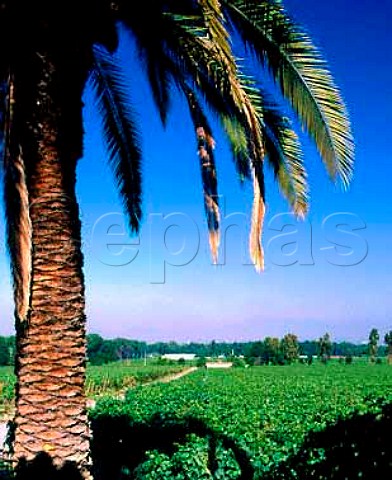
xmin=12 ymin=54 xmax=91 ymax=477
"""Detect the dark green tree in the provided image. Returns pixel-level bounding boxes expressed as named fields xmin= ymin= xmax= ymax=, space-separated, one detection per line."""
xmin=196 ymin=356 xmax=207 ymax=368
xmin=87 ymin=334 xmax=105 ymax=364
xmin=368 ymin=328 xmax=380 ymax=363
xmin=8 ymin=336 xmax=16 ymax=365
xmin=0 ymin=336 xmax=10 ymax=366
xmin=318 ymin=333 xmax=332 ymax=363
xmin=246 ymin=341 xmax=265 ymax=365
xmin=281 ymin=333 xmax=300 ymax=364
xmin=264 ymin=337 xmax=283 ymax=365
xmin=384 ymin=331 xmax=392 ymax=365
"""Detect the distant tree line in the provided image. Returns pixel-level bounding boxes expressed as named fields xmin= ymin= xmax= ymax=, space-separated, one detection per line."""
xmin=87 ymin=334 xmax=147 ymax=365
xmin=85 ymin=333 xmax=389 ymax=366
xmin=0 ymin=331 xmax=389 ymax=366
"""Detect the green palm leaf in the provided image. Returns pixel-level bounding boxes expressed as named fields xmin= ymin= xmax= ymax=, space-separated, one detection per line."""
xmin=222 ymin=0 xmax=354 ymax=186
xmin=90 ymin=45 xmax=142 ymax=233
xmin=261 ymin=96 xmax=308 ymax=216
xmin=144 ymin=55 xmax=172 ymax=127
xmin=221 ymin=114 xmax=251 ymax=182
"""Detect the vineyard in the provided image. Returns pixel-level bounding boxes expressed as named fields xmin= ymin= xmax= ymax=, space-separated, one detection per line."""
xmin=0 ymin=360 xmax=187 ymax=415
xmin=1 ymin=362 xmax=392 ymax=478
xmin=90 ymin=363 xmax=392 ymax=479
xmin=86 ymin=361 xmax=187 ymax=396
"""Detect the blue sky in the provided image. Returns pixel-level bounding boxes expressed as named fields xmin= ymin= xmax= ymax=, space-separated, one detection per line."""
xmin=1 ymin=0 xmax=391 ymax=342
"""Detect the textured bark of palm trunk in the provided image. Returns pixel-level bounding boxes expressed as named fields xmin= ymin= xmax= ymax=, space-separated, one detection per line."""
xmin=12 ymin=54 xmax=91 ymax=478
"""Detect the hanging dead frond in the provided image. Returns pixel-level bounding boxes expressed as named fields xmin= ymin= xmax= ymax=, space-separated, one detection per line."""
xmin=2 ymin=75 xmax=32 ymax=322
xmin=186 ymin=88 xmax=220 ymax=263
xmin=250 ymin=164 xmax=265 ymax=272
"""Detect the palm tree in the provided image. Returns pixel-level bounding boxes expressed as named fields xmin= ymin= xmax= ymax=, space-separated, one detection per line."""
xmin=0 ymin=0 xmax=353 ymax=477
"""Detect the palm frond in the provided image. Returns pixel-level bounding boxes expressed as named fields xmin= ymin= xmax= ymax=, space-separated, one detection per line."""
xmin=221 ymin=114 xmax=251 ymax=182
xmin=130 ymin=19 xmax=175 ymax=127
xmin=191 ymin=17 xmax=267 ymax=270
xmin=260 ymin=95 xmax=308 ymax=216
xmin=90 ymin=45 xmax=142 ymax=233
xmin=119 ymin=3 xmax=278 ymax=270
xmin=171 ymin=12 xmax=267 ymax=270
xmin=198 ymin=0 xmax=235 ymax=69
xmin=186 ymin=88 xmax=220 ymax=263
xmin=266 ymin=124 xmax=308 ymax=217
xmin=145 ymin=56 xmax=172 ymax=126
xmin=124 ymin=5 xmax=254 ymax=183
xmin=116 ymin=1 xmax=205 ymax=126
xmin=221 ymin=0 xmax=354 ymax=186
xmin=2 ymin=75 xmax=32 ymax=322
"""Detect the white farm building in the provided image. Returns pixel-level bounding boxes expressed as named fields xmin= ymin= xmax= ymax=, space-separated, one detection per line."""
xmin=161 ymin=353 xmax=196 ymax=361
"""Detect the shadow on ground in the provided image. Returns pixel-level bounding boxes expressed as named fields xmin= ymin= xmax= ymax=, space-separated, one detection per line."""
xmin=15 ymin=453 xmax=85 ymax=479
xmin=266 ymin=401 xmax=392 ymax=480
xmin=0 ymin=451 xmax=85 ymax=479
xmin=0 ymin=414 xmax=254 ymax=479
xmin=0 ymin=401 xmax=391 ymax=479
xmin=90 ymin=413 xmax=254 ymax=479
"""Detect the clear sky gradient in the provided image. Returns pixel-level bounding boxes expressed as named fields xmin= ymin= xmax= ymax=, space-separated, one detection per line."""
xmin=1 ymin=0 xmax=391 ymax=342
